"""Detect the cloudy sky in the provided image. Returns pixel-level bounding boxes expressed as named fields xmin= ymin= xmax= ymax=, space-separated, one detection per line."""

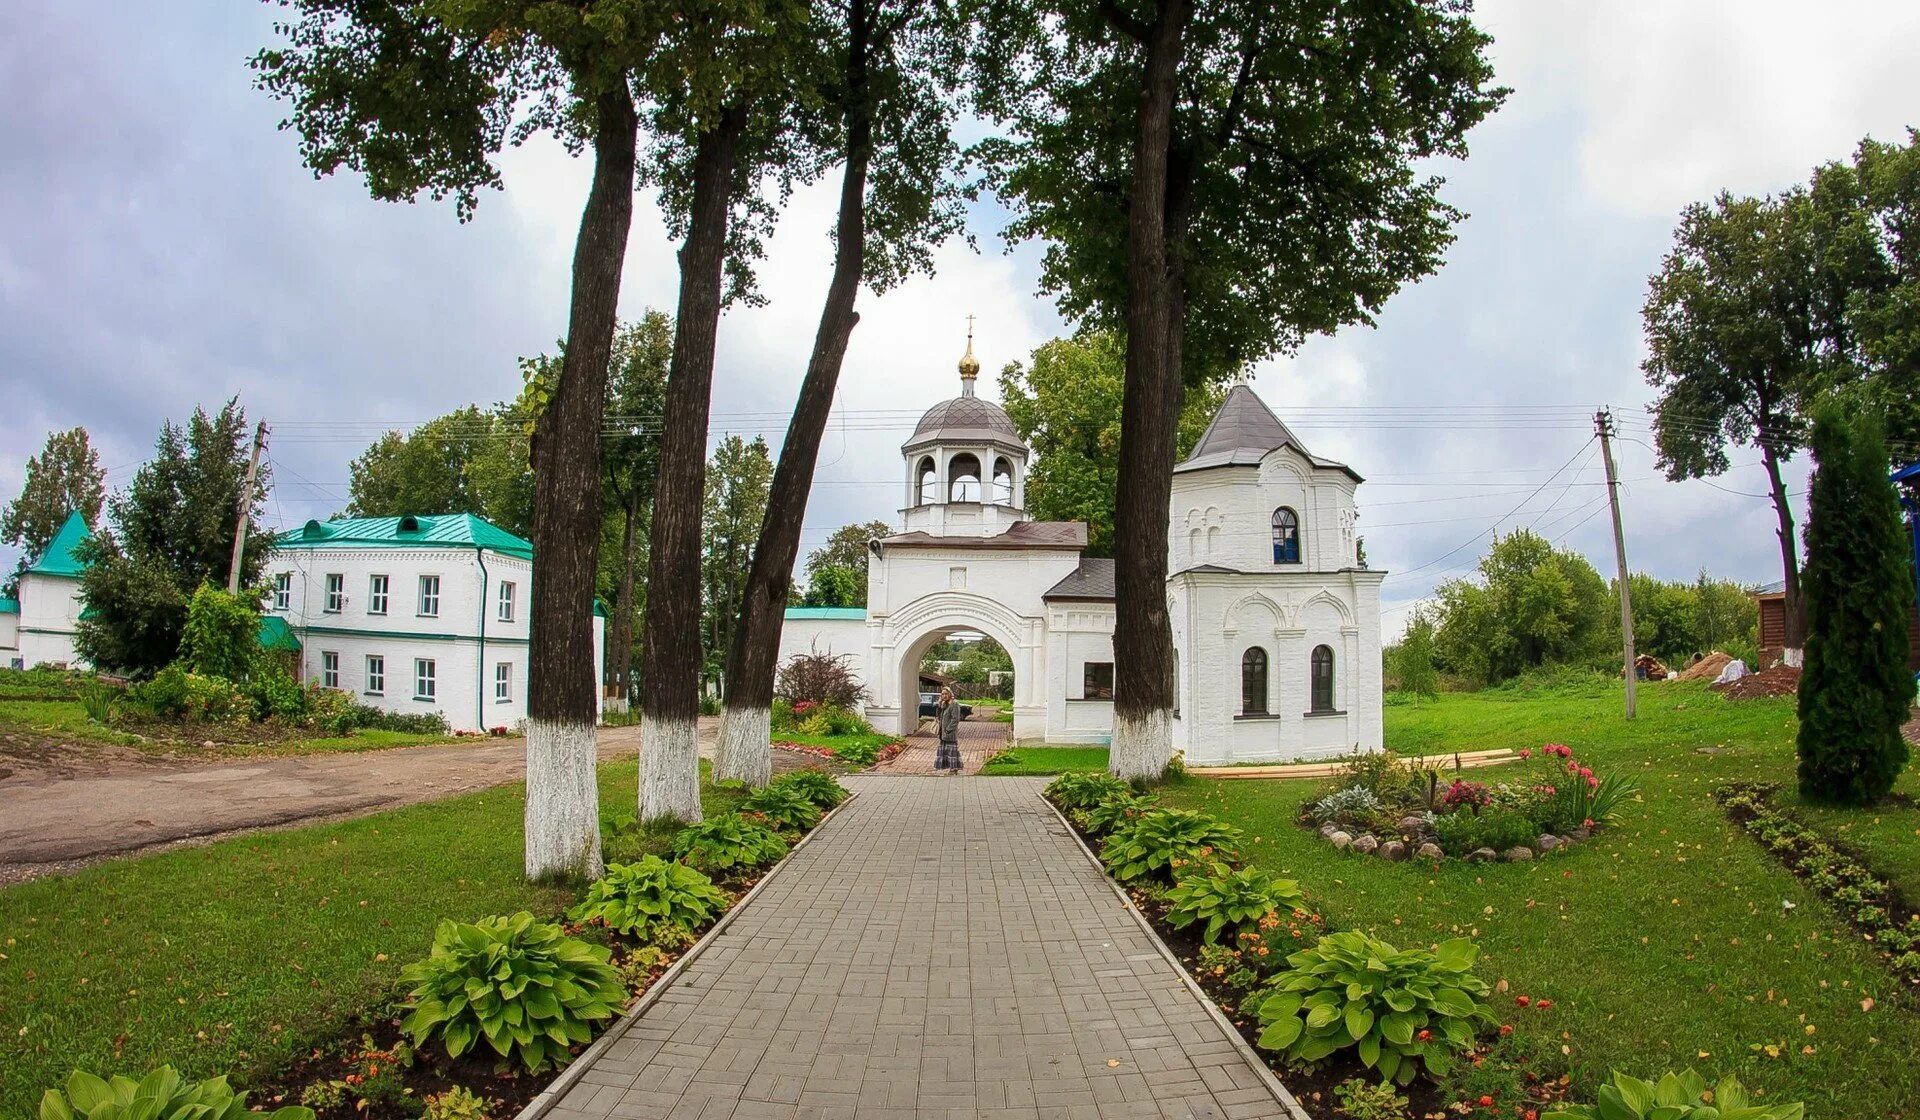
xmin=5 ymin=1 xmax=1919 ymax=631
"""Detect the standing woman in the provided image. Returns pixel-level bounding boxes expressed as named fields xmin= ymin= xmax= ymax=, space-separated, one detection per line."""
xmin=934 ymin=687 xmax=963 ymax=774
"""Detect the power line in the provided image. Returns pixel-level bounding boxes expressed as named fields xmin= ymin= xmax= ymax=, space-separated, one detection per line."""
xmin=1384 ymin=435 xmax=1597 ymax=583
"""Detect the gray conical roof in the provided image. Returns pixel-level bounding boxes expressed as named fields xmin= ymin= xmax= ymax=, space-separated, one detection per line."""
xmin=1176 ymin=384 xmax=1361 ymax=480
xmin=904 ymin=395 xmax=1025 ymax=452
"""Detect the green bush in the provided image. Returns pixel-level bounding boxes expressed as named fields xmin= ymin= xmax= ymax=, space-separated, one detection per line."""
xmin=123 ymin=666 xmax=249 ymax=724
xmin=244 ymin=662 xmax=308 ymax=721
xmin=177 ymin=584 xmax=261 ymax=682
xmin=124 ymin=664 xmax=191 ymax=718
xmin=1100 ymin=809 xmax=1243 ymax=883
xmin=399 ymin=911 xmax=625 ymax=1073
xmin=1083 ymin=790 xmax=1157 ymax=838
xmin=769 ymin=697 xmax=796 ymax=733
xmin=39 ymin=1067 xmax=313 ymax=1120
xmin=797 ymin=703 xmax=870 ymax=737
xmin=743 ymin=784 xmax=825 ymax=832
xmin=828 ymin=739 xmax=882 ymax=767
xmin=78 ymin=681 xmax=118 ymax=724
xmin=0 ymin=666 xmax=90 ymax=701
xmin=1543 ymin=1069 xmax=1802 ymax=1120
xmin=670 ymin=813 xmax=789 ymax=875
xmin=1044 ymin=771 xmax=1131 ymax=811
xmin=1432 ymin=809 xmax=1537 ymax=856
xmin=421 ymin=1086 xmax=492 ymax=1120
xmin=1332 ymin=1077 xmax=1411 ymax=1120
xmin=1253 ymin=931 xmax=1494 ymax=1085
xmin=1164 ymin=866 xmax=1306 ymax=944
xmin=698 ymin=694 xmax=721 ymax=717
xmin=567 ymin=856 xmax=731 ymax=941
xmin=769 ymin=769 xmax=849 ymax=809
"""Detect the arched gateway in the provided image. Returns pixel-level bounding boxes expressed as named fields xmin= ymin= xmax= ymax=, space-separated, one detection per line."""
xmin=774 ymin=331 xmax=1387 ymax=763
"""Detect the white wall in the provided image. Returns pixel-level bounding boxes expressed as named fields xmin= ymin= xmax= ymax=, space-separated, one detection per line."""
xmin=1043 ymin=604 xmax=1116 ymax=744
xmin=0 ymin=609 xmax=19 ymax=667
xmin=1171 ymin=446 xmax=1359 ymax=573
xmin=17 ymin=573 xmax=85 ymax=668
xmin=775 ymin=617 xmax=870 ymax=688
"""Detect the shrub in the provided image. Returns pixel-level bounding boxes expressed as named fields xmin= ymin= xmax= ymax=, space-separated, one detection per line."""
xmin=422 ymin=1086 xmax=494 ymax=1120
xmin=1164 ymin=866 xmax=1306 ymax=943
xmin=1311 ymin=786 xmax=1383 ymax=826
xmin=1253 ymin=932 xmax=1494 ymax=1085
xmin=797 ymin=703 xmax=870 ymax=737
xmin=1432 ymin=809 xmax=1536 ymax=856
xmin=78 ymin=681 xmax=118 ymax=723
xmin=769 ymin=769 xmax=849 ymax=809
xmin=670 ymin=813 xmax=789 ymax=874
xmin=1333 ymin=751 xmax=1416 ymax=797
xmin=743 ymin=784 xmax=825 ymax=832
xmin=1045 ymin=772 xmax=1131 ymax=811
xmin=1084 ymin=790 xmax=1157 ymax=838
xmin=1100 ymin=809 xmax=1243 ymax=883
xmin=769 ymin=697 xmax=796 ymax=733
xmin=568 ymin=856 xmax=731 ymax=941
xmin=775 ymin=649 xmax=866 ymax=709
xmin=124 ymin=664 xmax=191 ymax=719
xmin=182 ymin=672 xmax=250 ymax=723
xmin=177 ymin=583 xmax=261 ymax=682
xmin=39 ymin=1068 xmax=313 ymax=1120
xmin=1542 ymin=1069 xmax=1802 ymax=1120
xmin=698 ymin=694 xmax=721 ymax=717
xmin=245 ymin=662 xmax=307 ymax=721
xmin=1332 ymin=1077 xmax=1411 ymax=1120
xmin=399 ymin=912 xmax=625 ymax=1073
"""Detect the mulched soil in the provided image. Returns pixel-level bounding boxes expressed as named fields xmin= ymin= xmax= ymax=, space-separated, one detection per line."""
xmin=1711 ymin=663 xmax=1801 ymax=699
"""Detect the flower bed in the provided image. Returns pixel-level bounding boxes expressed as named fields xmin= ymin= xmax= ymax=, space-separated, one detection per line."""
xmin=1298 ymin=746 xmax=1636 ymax=864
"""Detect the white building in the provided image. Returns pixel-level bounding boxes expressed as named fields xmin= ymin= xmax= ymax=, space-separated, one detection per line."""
xmin=2 ymin=510 xmax=93 ymax=669
xmin=265 ymin=514 xmax=605 ymax=733
xmin=777 ymin=341 xmax=1384 ymax=764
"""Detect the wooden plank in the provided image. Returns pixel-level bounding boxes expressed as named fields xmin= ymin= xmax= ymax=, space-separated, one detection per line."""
xmin=1189 ymin=748 xmax=1515 ymax=781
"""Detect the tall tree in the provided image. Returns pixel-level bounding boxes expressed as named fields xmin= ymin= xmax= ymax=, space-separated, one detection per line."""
xmin=75 ymin=400 xmax=270 ymax=677
xmin=600 ymin=313 xmax=674 ymax=711
xmin=700 ymin=435 xmax=774 ymax=685
xmin=710 ymin=0 xmax=970 ymax=787
xmin=347 ymin=405 xmax=533 ymax=534
xmin=805 ymin=520 xmax=892 ymax=589
xmin=1796 ymin=406 xmax=1913 ymax=804
xmin=1429 ymin=529 xmax=1610 ymax=687
xmin=986 ymin=0 xmax=1503 ymax=778
xmin=3 ymin=427 xmax=105 ymax=595
xmin=998 ymin=332 xmax=1222 ymax=557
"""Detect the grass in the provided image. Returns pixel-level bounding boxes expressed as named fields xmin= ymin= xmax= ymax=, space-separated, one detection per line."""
xmin=1778 ymin=761 xmax=1920 ymax=903
xmin=980 ymin=746 xmax=1112 ymax=775
xmin=0 ymin=698 xmax=459 ymax=757
xmin=1155 ymin=681 xmax=1920 ymax=1116
xmin=0 ymin=759 xmax=740 ymax=1115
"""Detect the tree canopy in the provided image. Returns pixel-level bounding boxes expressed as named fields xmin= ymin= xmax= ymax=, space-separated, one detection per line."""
xmin=347 ymin=405 xmax=532 ymax=534
xmin=3 ymin=427 xmax=105 ymax=595
xmin=701 ymin=435 xmax=774 ymax=681
xmin=1430 ymin=529 xmax=1610 ymax=687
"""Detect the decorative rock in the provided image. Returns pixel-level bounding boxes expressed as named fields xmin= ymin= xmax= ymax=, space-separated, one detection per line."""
xmin=1329 ymin=830 xmax=1353 ymax=849
xmin=1537 ymin=834 xmax=1561 ymax=853
xmin=1465 ymin=847 xmax=1498 ymax=863
xmin=1567 ymin=826 xmax=1592 ymax=842
xmin=1319 ymin=822 xmax=1339 ymax=838
xmin=1397 ymin=814 xmax=1430 ymax=836
xmin=1381 ymin=840 xmax=1409 ymax=862
xmin=1416 ymin=842 xmax=1445 ymax=861
xmin=1504 ymin=846 xmax=1535 ymax=862
xmin=1352 ymin=834 xmax=1379 ymax=855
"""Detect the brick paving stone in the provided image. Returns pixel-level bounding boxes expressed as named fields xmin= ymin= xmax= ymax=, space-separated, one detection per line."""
xmin=547 ymin=778 xmax=1295 ymax=1120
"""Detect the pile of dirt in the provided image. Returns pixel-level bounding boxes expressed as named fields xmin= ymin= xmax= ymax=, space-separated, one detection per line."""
xmin=1713 ymin=663 xmax=1801 ymax=699
xmin=1636 ymin=653 xmax=1671 ymax=680
xmin=1677 ymin=651 xmax=1734 ymax=682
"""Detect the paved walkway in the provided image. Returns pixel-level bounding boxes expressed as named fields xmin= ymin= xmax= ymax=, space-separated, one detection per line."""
xmin=542 ymin=777 xmax=1296 ymax=1120
xmin=872 ymin=717 xmax=1010 ymax=776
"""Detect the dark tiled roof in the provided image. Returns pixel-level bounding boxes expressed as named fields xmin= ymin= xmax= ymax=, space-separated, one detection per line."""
xmin=1043 ymin=557 xmax=1115 ymax=601
xmin=878 ymin=520 xmax=1088 ymax=551
xmin=904 ymin=395 xmax=1024 ymax=451
xmin=1175 ymin=384 xmax=1361 ymax=481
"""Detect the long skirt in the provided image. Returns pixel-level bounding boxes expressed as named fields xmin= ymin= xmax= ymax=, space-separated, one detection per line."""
xmin=934 ymin=738 xmax=962 ymax=771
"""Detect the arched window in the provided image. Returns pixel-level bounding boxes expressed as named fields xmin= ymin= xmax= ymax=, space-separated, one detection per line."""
xmin=1240 ymin=647 xmax=1268 ymax=715
xmin=992 ymin=456 xmax=1015 ymax=505
xmin=916 ymin=457 xmax=938 ymax=504
xmin=1310 ymin=644 xmax=1335 ymax=712
xmin=1272 ymin=507 xmax=1301 ymax=564
xmin=949 ymin=453 xmax=981 ymax=502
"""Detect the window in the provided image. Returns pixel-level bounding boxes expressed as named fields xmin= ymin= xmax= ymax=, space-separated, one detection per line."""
xmin=991 ymin=457 xmax=1015 ymax=505
xmin=272 ymin=572 xmax=291 ymax=611
xmin=321 ymin=651 xmax=339 ymax=689
xmin=495 ymin=661 xmax=512 ymax=702
xmin=1272 ymin=507 xmax=1301 ymax=564
xmin=414 ymin=658 xmax=437 ymax=700
xmin=324 ymin=573 xmax=345 ymax=613
xmin=418 ymin=575 xmax=440 ymax=617
xmin=365 ymin=655 xmax=385 ymax=696
xmin=1310 ymin=645 xmax=1336 ymax=713
xmin=498 ymin=581 xmax=516 ymax=622
xmin=948 ymin=453 xmax=981 ymax=502
xmin=1082 ymin=661 xmax=1114 ymax=700
xmin=916 ymin=456 xmax=938 ymax=504
xmin=368 ymin=574 xmax=389 ymax=615
xmin=1241 ymin=647 xmax=1269 ymax=714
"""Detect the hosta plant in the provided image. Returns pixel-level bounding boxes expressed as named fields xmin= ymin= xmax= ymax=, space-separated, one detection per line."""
xmin=1542 ymin=1069 xmax=1802 ymax=1120
xmin=1163 ymin=865 xmax=1306 ymax=944
xmin=670 ymin=813 xmax=789 ymax=874
xmin=399 ymin=911 xmax=625 ymax=1073
xmin=568 ymin=856 xmax=731 ymax=941
xmin=743 ymin=784 xmax=825 ymax=832
xmin=40 ymin=1068 xmax=314 ymax=1120
xmin=1252 ymin=932 xmax=1494 ymax=1085
xmin=770 ymin=769 xmax=849 ymax=809
xmin=1084 ymin=790 xmax=1158 ymax=838
xmin=1100 ymin=809 xmax=1243 ymax=883
xmin=1045 ymin=771 xmax=1131 ymax=810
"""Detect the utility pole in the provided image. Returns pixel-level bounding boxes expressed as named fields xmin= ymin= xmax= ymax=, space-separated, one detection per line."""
xmin=1596 ymin=409 xmax=1635 ymax=719
xmin=227 ymin=420 xmax=268 ymax=595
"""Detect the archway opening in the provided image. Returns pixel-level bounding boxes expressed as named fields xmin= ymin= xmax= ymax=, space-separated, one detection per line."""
xmin=916 ymin=456 xmax=937 ymax=504
xmin=948 ymin=453 xmax=981 ymax=502
xmin=991 ymin=457 xmax=1015 ymax=505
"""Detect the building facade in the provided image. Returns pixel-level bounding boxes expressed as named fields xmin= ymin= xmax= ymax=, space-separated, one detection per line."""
xmin=2 ymin=510 xmax=93 ymax=670
xmin=778 ymin=340 xmax=1385 ymax=764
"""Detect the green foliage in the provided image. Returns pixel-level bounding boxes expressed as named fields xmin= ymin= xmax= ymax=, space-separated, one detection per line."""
xmin=343 ymin=405 xmax=532 ymax=536
xmin=1795 ymin=406 xmax=1913 ymax=805
xmin=421 ymin=1086 xmax=492 ymax=1120
xmin=802 ymin=522 xmax=891 ymax=608
xmin=244 ymin=662 xmax=308 ymax=722
xmin=1083 ymin=790 xmax=1157 ymax=838
xmin=950 ymin=639 xmax=1013 ymax=685
xmin=769 ymin=769 xmax=849 ymax=809
xmin=742 ymin=784 xmax=824 ymax=832
xmin=1253 ymin=932 xmax=1494 ymax=1085
xmin=123 ymin=666 xmax=250 ymax=724
xmin=0 ymin=667 xmax=92 ymax=701
xmin=177 ymin=585 xmax=261 ymax=682
xmin=1100 ymin=809 xmax=1243 ymax=884
xmin=2 ymin=427 xmax=104 ymax=596
xmin=1332 ymin=1077 xmax=1410 ymax=1120
xmin=1432 ymin=530 xmax=1612 ymax=686
xmin=796 ymin=703 xmax=870 ymax=738
xmin=1542 ymin=1069 xmax=1802 ymax=1120
xmin=78 ymin=682 xmax=118 ymax=724
xmin=1044 ymin=771 xmax=1132 ymax=811
xmin=800 ymin=564 xmax=863 ymax=608
xmin=1163 ymin=866 xmax=1305 ymax=944
xmin=567 ymin=856 xmax=730 ymax=941
xmin=1311 ymin=786 xmax=1384 ymax=827
xmin=702 ymin=435 xmax=775 ymax=679
xmin=399 ymin=911 xmax=624 ymax=1073
xmin=1431 ymin=809 xmax=1537 ymax=856
xmin=38 ymin=1067 xmax=312 ymax=1120
xmin=1386 ymin=608 xmax=1439 ymax=702
xmin=669 ymin=813 xmax=788 ymax=875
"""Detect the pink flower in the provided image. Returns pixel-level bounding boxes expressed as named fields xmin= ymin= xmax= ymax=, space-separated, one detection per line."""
xmin=1518 ymin=748 xmax=1532 ymax=760
xmin=1566 ymin=760 xmax=1579 ymax=773
xmin=1579 ymin=766 xmax=1594 ymax=779
xmin=1587 ymin=775 xmax=1600 ymax=789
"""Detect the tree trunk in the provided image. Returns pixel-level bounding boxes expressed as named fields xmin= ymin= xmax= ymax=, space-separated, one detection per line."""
xmin=1761 ymin=442 xmax=1806 ymax=661
xmin=1108 ymin=0 xmax=1190 ymax=781
xmin=611 ymin=485 xmax=642 ymax=710
xmin=639 ymin=104 xmax=745 ymax=824
xmin=716 ymin=0 xmax=875 ymax=788
xmin=525 ymin=88 xmax=638 ymax=881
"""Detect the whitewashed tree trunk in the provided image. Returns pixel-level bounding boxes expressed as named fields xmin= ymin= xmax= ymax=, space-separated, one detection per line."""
xmin=1109 ymin=708 xmax=1172 ymax=781
xmin=524 ymin=719 xmax=604 ymax=880
xmin=640 ymin=714 xmax=704 ymax=823
xmin=713 ymin=706 xmax=771 ymax=787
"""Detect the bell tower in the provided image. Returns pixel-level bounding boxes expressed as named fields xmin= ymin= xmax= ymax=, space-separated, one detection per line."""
xmin=900 ymin=322 xmax=1031 ymax=536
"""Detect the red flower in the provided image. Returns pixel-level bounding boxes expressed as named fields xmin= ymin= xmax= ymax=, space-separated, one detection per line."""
xmin=1417 ymin=1029 xmax=1432 ymax=1041
xmin=1535 ymin=999 xmax=1553 ymax=1010
xmin=1515 ymin=995 xmax=1531 ymax=1007
xmin=1499 ymin=1023 xmax=1514 ymax=1036
xmin=1478 ymin=1095 xmax=1495 ymax=1107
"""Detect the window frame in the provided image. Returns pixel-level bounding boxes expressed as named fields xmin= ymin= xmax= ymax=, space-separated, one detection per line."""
xmin=1271 ymin=507 xmax=1301 ymax=565
xmin=1081 ymin=661 xmax=1115 ymax=701
xmin=272 ymin=572 xmax=291 ymax=611
xmin=321 ymin=650 xmax=339 ymax=690
xmin=414 ymin=658 xmax=437 ymax=701
xmin=495 ymin=661 xmax=512 ymax=703
xmin=417 ymin=574 xmax=441 ymax=618
xmin=323 ymin=572 xmax=345 ymax=613
xmin=498 ymin=580 xmax=516 ymax=623
xmin=1309 ymin=644 xmax=1337 ymax=713
xmin=1240 ymin=647 xmax=1270 ymax=715
xmin=365 ymin=654 xmax=385 ymax=696
xmin=367 ymin=574 xmax=389 ymax=616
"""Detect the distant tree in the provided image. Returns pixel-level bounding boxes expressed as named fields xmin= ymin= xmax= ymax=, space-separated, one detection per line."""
xmin=952 ymin=639 xmax=1013 ymax=685
xmin=701 ymin=436 xmax=773 ymax=685
xmin=807 ymin=521 xmax=891 ymax=581
xmin=347 ymin=405 xmax=532 ymax=533
xmin=1390 ymin=607 xmax=1439 ymax=703
xmin=998 ymin=332 xmax=1222 ymax=557
xmin=1431 ymin=530 xmax=1610 ymax=686
xmin=76 ymin=400 xmax=269 ymax=677
xmin=3 ymin=427 xmax=105 ymax=595
xmin=800 ymin=565 xmax=863 ymax=608
xmin=1796 ymin=406 xmax=1913 ymax=804
xmin=1691 ymin=570 xmax=1760 ymax=656
xmin=599 ymin=314 xmax=673 ymax=709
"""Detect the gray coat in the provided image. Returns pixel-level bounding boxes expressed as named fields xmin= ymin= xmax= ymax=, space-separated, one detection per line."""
xmin=936 ymin=700 xmax=962 ymax=744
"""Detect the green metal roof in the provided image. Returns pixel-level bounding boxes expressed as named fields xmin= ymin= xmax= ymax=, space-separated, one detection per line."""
xmin=0 ymin=597 xmax=18 ymax=614
xmin=783 ymin=606 xmax=867 ymax=620
xmin=258 ymin=614 xmax=302 ymax=651
xmin=271 ymin=514 xmax=532 ymax=560
xmin=25 ymin=511 xmax=93 ymax=578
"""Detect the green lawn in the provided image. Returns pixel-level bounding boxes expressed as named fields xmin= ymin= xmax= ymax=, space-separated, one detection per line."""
xmin=0 ymin=760 xmax=742 ymax=1115
xmin=980 ymin=746 xmax=1112 ymax=775
xmin=1778 ymin=761 xmax=1920 ymax=903
xmin=1157 ymin=682 xmax=1920 ymax=1115
xmin=0 ymin=698 xmax=458 ymax=756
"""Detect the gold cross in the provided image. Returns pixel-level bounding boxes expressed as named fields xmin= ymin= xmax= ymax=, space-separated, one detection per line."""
xmin=965 ymin=313 xmax=975 ymax=341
